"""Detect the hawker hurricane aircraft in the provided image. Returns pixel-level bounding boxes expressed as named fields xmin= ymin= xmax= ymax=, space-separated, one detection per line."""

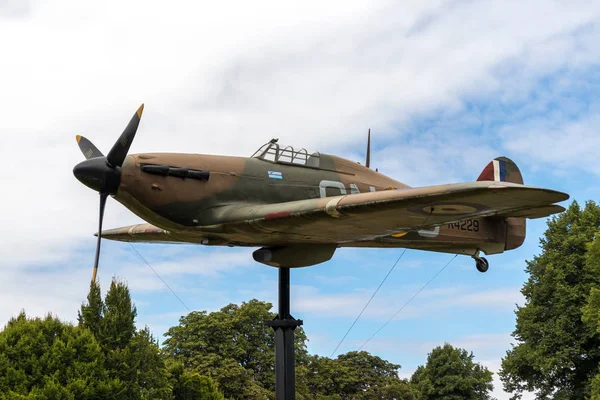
xmin=73 ymin=105 xmax=569 ymax=280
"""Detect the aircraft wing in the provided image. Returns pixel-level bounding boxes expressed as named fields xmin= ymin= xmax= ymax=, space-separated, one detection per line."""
xmin=99 ymin=224 xmax=192 ymax=244
xmin=204 ymin=181 xmax=568 ymax=243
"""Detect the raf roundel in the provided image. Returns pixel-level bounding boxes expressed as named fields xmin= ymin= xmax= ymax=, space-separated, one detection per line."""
xmin=408 ymin=202 xmax=488 ymax=216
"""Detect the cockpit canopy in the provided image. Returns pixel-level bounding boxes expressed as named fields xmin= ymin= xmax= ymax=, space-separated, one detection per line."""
xmin=251 ymin=138 xmax=321 ymax=168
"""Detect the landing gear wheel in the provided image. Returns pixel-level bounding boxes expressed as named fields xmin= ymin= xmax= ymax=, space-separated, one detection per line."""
xmin=475 ymin=257 xmax=489 ymax=273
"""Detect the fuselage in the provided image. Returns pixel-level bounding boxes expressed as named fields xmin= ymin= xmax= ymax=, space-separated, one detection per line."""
xmin=112 ymin=151 xmax=516 ymax=256
xmin=117 ymin=152 xmax=407 ymax=227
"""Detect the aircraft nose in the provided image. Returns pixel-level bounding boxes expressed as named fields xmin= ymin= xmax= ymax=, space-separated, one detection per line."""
xmin=73 ymin=157 xmax=121 ymax=194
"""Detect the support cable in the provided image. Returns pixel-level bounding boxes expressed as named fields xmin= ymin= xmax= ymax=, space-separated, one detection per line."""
xmin=128 ymin=243 xmax=191 ymax=312
xmin=331 ymin=209 xmax=436 ymax=356
xmin=330 ymin=249 xmax=408 ymax=357
xmin=357 ymin=254 xmax=458 ymax=351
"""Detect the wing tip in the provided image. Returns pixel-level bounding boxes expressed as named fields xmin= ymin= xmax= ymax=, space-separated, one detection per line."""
xmin=136 ymin=104 xmax=145 ymax=118
xmin=76 ymin=134 xmax=82 ymax=143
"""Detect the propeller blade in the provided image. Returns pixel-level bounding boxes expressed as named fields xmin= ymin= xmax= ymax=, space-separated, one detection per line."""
xmin=76 ymin=135 xmax=104 ymax=159
xmin=91 ymin=192 xmax=108 ymax=283
xmin=106 ymin=104 xmax=144 ymax=168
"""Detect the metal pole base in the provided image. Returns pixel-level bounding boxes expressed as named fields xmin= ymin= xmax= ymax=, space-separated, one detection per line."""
xmin=265 ymin=267 xmax=303 ymax=400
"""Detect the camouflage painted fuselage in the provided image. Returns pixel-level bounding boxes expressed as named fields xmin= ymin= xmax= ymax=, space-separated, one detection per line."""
xmin=112 ymin=151 xmax=522 ymax=256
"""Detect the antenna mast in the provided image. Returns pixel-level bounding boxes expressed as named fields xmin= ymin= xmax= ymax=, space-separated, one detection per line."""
xmin=366 ymin=129 xmax=371 ymax=168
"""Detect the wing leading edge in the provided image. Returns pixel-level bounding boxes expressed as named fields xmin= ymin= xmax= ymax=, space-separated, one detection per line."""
xmin=98 ymin=224 xmax=192 ymax=244
xmin=101 ymin=181 xmax=568 ymax=245
xmin=201 ymin=181 xmax=569 ymax=243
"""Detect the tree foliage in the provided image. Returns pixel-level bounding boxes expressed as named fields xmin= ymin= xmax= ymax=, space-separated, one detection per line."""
xmin=162 ymin=299 xmax=426 ymax=399
xmin=581 ymin=237 xmax=600 ymax=400
xmin=167 ymin=362 xmax=225 ymax=400
xmin=78 ymin=279 xmax=172 ymax=399
xmin=411 ymin=343 xmax=494 ymax=400
xmin=299 ymin=352 xmax=419 ymax=400
xmin=1 ymin=276 xmax=500 ymax=399
xmin=162 ymin=299 xmax=307 ymax=399
xmin=499 ymin=200 xmax=600 ymax=399
xmin=0 ymin=312 xmax=120 ymax=398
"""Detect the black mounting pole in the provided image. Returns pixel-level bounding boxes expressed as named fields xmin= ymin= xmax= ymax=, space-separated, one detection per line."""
xmin=266 ymin=267 xmax=303 ymax=399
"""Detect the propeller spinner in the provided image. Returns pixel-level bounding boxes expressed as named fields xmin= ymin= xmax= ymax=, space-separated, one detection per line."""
xmin=73 ymin=104 xmax=144 ymax=283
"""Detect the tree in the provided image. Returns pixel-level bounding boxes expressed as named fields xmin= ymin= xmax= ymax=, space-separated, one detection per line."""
xmin=163 ymin=299 xmax=425 ymax=399
xmin=103 ymin=279 xmax=137 ymax=350
xmin=337 ymin=351 xmax=402 ymax=395
xmin=378 ymin=380 xmax=421 ymax=400
xmin=580 ymin=237 xmax=600 ymax=400
xmin=299 ymin=352 xmax=419 ymax=400
xmin=168 ymin=362 xmax=226 ymax=400
xmin=78 ymin=278 xmax=172 ymax=399
xmin=499 ymin=201 xmax=600 ymax=399
xmin=411 ymin=343 xmax=494 ymax=400
xmin=301 ymin=354 xmax=352 ymax=398
xmin=162 ymin=299 xmax=308 ymax=398
xmin=77 ymin=280 xmax=104 ymax=339
xmin=583 ymin=288 xmax=600 ymax=400
xmin=0 ymin=312 xmax=120 ymax=398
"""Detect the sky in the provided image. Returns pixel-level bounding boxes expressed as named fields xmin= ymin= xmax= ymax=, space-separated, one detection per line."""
xmin=2 ymin=0 xmax=600 ymax=398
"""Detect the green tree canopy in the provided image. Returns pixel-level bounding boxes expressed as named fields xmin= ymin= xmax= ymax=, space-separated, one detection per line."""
xmin=411 ymin=343 xmax=494 ymax=400
xmin=77 ymin=278 xmax=230 ymax=400
xmin=0 ymin=279 xmax=226 ymax=400
xmin=298 ymin=351 xmax=419 ymax=400
xmin=79 ymin=279 xmax=171 ymax=399
xmin=580 ymin=237 xmax=600 ymax=400
xmin=167 ymin=362 xmax=226 ymax=400
xmin=162 ymin=299 xmax=307 ymax=398
xmin=0 ymin=312 xmax=120 ymax=399
xmin=499 ymin=201 xmax=600 ymax=399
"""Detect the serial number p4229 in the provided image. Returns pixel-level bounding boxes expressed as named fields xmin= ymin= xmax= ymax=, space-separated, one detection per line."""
xmin=447 ymin=220 xmax=480 ymax=232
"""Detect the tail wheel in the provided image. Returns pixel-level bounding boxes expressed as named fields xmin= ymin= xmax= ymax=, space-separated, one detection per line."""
xmin=476 ymin=257 xmax=489 ymax=273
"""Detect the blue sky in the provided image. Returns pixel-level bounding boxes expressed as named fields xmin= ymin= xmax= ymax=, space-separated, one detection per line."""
xmin=2 ymin=1 xmax=600 ymax=398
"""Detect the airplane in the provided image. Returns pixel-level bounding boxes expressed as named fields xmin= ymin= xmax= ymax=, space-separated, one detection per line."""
xmin=73 ymin=104 xmax=569 ymax=281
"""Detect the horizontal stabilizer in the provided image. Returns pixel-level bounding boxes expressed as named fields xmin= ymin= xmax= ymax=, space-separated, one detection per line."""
xmin=498 ymin=204 xmax=565 ymax=219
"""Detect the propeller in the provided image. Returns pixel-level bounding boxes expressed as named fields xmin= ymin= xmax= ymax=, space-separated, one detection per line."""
xmin=73 ymin=104 xmax=144 ymax=283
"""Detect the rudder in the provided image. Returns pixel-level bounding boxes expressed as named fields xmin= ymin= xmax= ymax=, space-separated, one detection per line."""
xmin=477 ymin=156 xmax=526 ymax=251
xmin=477 ymin=156 xmax=523 ymax=184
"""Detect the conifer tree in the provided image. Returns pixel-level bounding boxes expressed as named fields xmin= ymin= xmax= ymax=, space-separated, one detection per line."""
xmin=78 ymin=280 xmax=105 ymax=340
xmin=103 ymin=278 xmax=137 ymax=350
xmin=79 ymin=277 xmax=172 ymax=399
xmin=0 ymin=312 xmax=120 ymax=398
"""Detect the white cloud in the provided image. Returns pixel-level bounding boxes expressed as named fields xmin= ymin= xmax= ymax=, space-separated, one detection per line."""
xmin=501 ymin=112 xmax=600 ymax=176
xmin=293 ymin=283 xmax=522 ymax=320
xmin=0 ymin=264 xmax=94 ymax=326
xmin=2 ymin=0 xmax=599 ymax=268
xmin=312 ymin=274 xmax=360 ymax=286
xmin=481 ymin=359 xmax=537 ymax=400
xmin=0 ymin=0 xmax=32 ymax=17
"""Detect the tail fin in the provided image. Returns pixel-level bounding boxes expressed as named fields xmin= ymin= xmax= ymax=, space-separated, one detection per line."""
xmin=477 ymin=156 xmax=523 ymax=184
xmin=478 ymin=157 xmax=526 ymax=251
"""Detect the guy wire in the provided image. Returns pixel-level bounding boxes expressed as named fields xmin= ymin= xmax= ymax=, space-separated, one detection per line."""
xmin=357 ymin=253 xmax=458 ymax=351
xmin=330 ymin=249 xmax=408 ymax=357
xmin=330 ymin=209 xmax=436 ymax=357
xmin=128 ymin=243 xmax=192 ymax=312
